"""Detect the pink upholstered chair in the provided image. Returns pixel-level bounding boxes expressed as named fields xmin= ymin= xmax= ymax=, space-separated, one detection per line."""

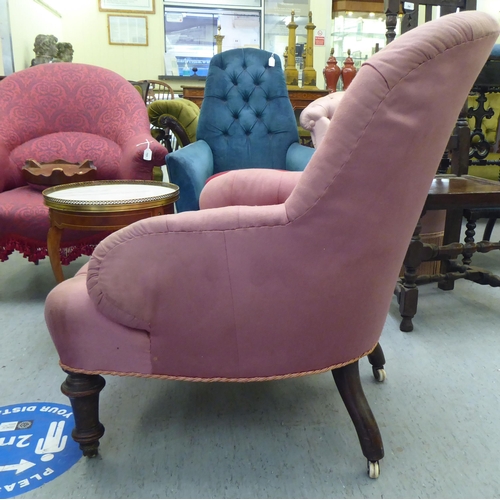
xmin=44 ymin=12 xmax=499 ymax=478
xmin=0 ymin=63 xmax=168 ymax=265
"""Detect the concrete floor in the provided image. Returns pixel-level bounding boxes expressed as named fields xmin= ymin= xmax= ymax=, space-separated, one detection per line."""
xmin=1 ymin=223 xmax=500 ymax=498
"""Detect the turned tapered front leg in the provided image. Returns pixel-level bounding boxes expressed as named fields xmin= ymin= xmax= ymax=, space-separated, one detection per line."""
xmin=61 ymin=370 xmax=106 ymax=457
xmin=332 ymin=361 xmax=384 ymax=464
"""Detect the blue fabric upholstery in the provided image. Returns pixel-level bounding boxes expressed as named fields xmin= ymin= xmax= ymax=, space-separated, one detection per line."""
xmin=166 ymin=48 xmax=315 ymax=212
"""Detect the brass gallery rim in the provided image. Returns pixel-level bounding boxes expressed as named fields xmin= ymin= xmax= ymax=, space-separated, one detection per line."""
xmin=43 ymin=180 xmax=179 ymax=213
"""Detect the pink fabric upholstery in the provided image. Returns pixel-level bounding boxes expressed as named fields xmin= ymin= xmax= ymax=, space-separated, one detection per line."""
xmin=0 ymin=63 xmax=168 ymax=263
xmin=201 ymin=170 xmax=301 ymax=209
xmin=299 ymin=91 xmax=346 ymax=147
xmin=45 ymin=12 xmax=499 ymax=380
xmin=299 ymin=71 xmax=446 ymax=237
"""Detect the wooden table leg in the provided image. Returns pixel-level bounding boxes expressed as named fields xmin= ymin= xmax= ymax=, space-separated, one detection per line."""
xmin=47 ymin=224 xmax=64 ymax=283
xmin=394 ymin=218 xmax=424 ymax=332
xmin=438 ymin=208 xmax=463 ymax=291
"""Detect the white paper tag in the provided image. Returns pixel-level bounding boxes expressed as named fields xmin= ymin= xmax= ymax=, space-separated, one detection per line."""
xmin=268 ymin=54 xmax=275 ymax=67
xmin=137 ymin=139 xmax=153 ymax=160
xmin=403 ymin=2 xmax=415 ymax=10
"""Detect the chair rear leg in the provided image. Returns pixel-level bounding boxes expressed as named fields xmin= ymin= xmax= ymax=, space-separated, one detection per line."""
xmin=61 ymin=370 xmax=106 ymax=457
xmin=483 ymin=217 xmax=497 ymax=242
xmin=367 ymin=343 xmax=386 ymax=382
xmin=332 ymin=361 xmax=384 ymax=478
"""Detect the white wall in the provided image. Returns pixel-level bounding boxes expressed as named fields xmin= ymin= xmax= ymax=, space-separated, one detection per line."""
xmin=9 ymin=0 xmax=63 ymax=70
xmin=8 ymin=0 xmax=165 ymax=79
xmin=478 ymin=0 xmax=500 ymax=26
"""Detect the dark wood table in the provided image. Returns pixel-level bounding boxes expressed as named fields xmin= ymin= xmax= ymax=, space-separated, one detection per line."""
xmin=395 ymin=175 xmax=500 ymax=332
xmin=182 ymin=86 xmax=328 ymax=147
xmin=181 ymin=85 xmax=328 ymax=112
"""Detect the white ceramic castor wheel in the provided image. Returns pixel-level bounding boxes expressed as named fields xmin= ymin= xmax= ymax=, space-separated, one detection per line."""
xmin=373 ymin=368 xmax=386 ymax=382
xmin=368 ymin=460 xmax=380 ymax=479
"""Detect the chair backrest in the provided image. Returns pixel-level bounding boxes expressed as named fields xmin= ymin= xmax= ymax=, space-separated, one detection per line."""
xmin=0 ymin=64 xmax=155 ymax=192
xmin=384 ymin=0 xmax=477 ymax=176
xmin=129 ymin=80 xmax=150 ymax=104
xmin=140 ymin=79 xmax=175 ymax=104
xmin=0 ymin=64 xmax=151 ymax=147
xmin=197 ymin=48 xmax=299 ymax=174
xmin=384 ymin=0 xmax=476 ymax=43
xmin=467 ymin=44 xmax=500 ymax=177
xmin=278 ymin=11 xmax=497 ymax=349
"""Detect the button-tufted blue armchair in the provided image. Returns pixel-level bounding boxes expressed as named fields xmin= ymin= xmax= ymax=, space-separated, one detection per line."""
xmin=166 ymin=48 xmax=315 ymax=212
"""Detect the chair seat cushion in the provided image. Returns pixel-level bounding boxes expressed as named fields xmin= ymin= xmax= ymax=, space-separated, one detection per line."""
xmin=0 ymin=186 xmax=107 ymax=263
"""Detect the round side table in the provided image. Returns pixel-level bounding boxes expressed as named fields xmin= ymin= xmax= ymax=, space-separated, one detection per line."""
xmin=43 ymin=180 xmax=179 ymax=283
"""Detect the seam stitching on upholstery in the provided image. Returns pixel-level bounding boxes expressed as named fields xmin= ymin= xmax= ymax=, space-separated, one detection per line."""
xmin=230 ymin=169 xmax=237 ymax=206
xmin=277 ymin=172 xmax=284 ymax=205
xmin=363 ymin=31 xmax=495 ymax=91
xmin=223 ymin=230 xmax=240 ymax=369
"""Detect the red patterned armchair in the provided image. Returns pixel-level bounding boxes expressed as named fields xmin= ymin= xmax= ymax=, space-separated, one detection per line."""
xmin=0 ymin=63 xmax=168 ymax=264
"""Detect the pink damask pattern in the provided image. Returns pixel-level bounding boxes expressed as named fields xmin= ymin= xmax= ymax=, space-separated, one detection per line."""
xmin=0 ymin=63 xmax=168 ymax=264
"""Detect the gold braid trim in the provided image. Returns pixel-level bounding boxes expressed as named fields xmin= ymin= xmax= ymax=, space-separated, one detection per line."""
xmin=59 ymin=342 xmax=378 ymax=383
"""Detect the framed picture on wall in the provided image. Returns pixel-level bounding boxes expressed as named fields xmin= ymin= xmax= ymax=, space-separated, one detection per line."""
xmin=99 ymin=0 xmax=155 ymax=14
xmin=108 ymin=15 xmax=148 ymax=46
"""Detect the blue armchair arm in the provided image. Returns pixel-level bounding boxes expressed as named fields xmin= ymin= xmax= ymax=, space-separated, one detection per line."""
xmin=166 ymin=140 xmax=214 ymax=212
xmin=285 ymin=142 xmax=315 ymax=171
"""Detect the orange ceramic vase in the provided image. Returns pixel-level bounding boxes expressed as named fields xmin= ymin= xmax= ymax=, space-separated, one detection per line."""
xmin=323 ymin=48 xmax=341 ymax=93
xmin=341 ymin=49 xmax=357 ymax=90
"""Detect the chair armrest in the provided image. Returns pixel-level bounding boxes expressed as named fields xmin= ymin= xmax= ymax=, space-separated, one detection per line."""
xmin=199 ymin=169 xmax=302 ymax=209
xmin=158 ymin=115 xmax=191 ymax=149
xmin=299 ymin=91 xmax=345 ymax=147
xmin=86 ymin=203 xmax=288 ymax=331
xmin=120 ymin=135 xmax=168 ymax=180
xmin=148 ymin=99 xmax=199 ymax=146
xmin=285 ymin=142 xmax=315 ymax=171
xmin=166 ymin=140 xmax=214 ymax=211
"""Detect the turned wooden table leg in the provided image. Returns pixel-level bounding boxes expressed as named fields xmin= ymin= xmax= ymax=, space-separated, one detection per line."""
xmin=61 ymin=371 xmax=106 ymax=458
xmin=438 ymin=209 xmax=463 ymax=291
xmin=463 ymin=212 xmax=479 ymax=266
xmin=47 ymin=224 xmax=65 ymax=283
xmin=396 ymin=219 xmax=423 ymax=332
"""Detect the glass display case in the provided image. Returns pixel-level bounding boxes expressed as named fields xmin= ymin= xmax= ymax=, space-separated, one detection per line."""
xmin=331 ymin=11 xmax=389 ymax=75
xmin=263 ymin=0 xmax=310 ymax=78
xmin=163 ymin=0 xmax=322 ymax=83
xmin=164 ymin=6 xmax=261 ymax=77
